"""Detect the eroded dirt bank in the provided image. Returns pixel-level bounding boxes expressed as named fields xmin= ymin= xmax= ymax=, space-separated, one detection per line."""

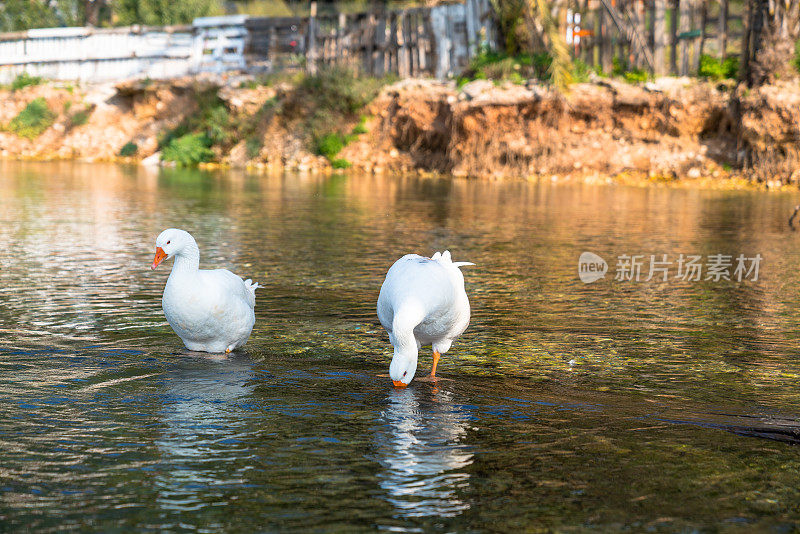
xmin=0 ymin=75 xmax=798 ymax=185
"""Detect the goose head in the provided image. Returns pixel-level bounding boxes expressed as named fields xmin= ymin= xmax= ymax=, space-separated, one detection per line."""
xmin=151 ymin=228 xmax=195 ymax=270
xmin=389 ymin=347 xmax=418 ymax=388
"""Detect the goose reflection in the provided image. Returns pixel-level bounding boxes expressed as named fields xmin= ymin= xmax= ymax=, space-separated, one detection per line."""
xmin=154 ymin=354 xmax=256 ymax=512
xmin=375 ymin=386 xmax=474 ymax=518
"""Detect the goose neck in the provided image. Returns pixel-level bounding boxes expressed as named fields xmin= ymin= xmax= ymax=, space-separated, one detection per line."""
xmin=172 ymin=243 xmax=200 ymax=274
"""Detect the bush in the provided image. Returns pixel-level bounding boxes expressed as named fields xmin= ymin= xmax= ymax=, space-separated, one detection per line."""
xmin=300 ymin=67 xmax=389 ymax=116
xmin=11 ymin=72 xmax=42 ymax=91
xmin=113 ymin=0 xmax=222 ymax=25
xmin=119 ymin=141 xmax=138 ymax=157
xmin=612 ymin=57 xmax=649 ymax=83
xmin=698 ymin=54 xmax=739 ymax=80
xmin=161 ymin=133 xmax=214 ymax=166
xmin=351 ymin=116 xmax=368 ymax=135
xmin=458 ymin=49 xmax=534 ymax=86
xmin=68 ymin=108 xmax=92 ymax=128
xmin=331 ymin=158 xmax=351 ymax=169
xmin=795 ymin=40 xmax=800 ymax=74
xmin=202 ymin=103 xmax=232 ymax=145
xmin=7 ymin=97 xmax=55 ymax=138
xmin=315 ymin=132 xmax=346 ymax=159
xmin=572 ymin=59 xmax=591 ymax=83
xmin=245 ymin=136 xmax=262 ymax=159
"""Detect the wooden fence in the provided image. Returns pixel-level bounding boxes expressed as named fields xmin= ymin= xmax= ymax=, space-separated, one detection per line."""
xmin=245 ymin=0 xmax=498 ymax=78
xmin=565 ymin=0 xmax=743 ymax=76
xmin=0 ymin=0 xmax=497 ymax=84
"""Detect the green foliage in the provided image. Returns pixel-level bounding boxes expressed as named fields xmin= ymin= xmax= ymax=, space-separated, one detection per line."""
xmin=698 ymin=54 xmax=739 ymax=80
xmin=7 ymin=98 xmax=55 ymax=139
xmin=0 ymin=0 xmax=57 ymax=32
xmin=623 ymin=69 xmax=649 ymax=84
xmin=456 ymin=47 xmax=583 ymax=87
xmin=55 ymin=0 xmax=113 ymax=27
xmin=114 ymin=0 xmax=223 ymax=25
xmin=315 ymin=132 xmax=346 ymax=159
xmin=203 ymin=103 xmax=233 ymax=145
xmin=458 ymin=48 xmax=532 ymax=86
xmin=571 ymin=59 xmax=592 ymax=83
xmin=1 ymin=0 xmax=117 ymax=30
xmin=612 ymin=57 xmax=649 ymax=83
xmin=119 ymin=141 xmax=139 ymax=157
xmin=245 ymin=136 xmax=262 ymax=159
xmin=68 ymin=107 xmax=92 ymax=128
xmin=161 ymin=133 xmax=214 ymax=166
xmin=793 ymin=40 xmax=800 ymax=74
xmin=331 ymin=158 xmax=352 ymax=169
xmin=245 ymin=71 xmax=305 ymax=89
xmin=296 ymin=68 xmax=390 ymax=164
xmin=300 ymin=67 xmax=390 ymax=116
xmin=530 ymin=52 xmax=554 ymax=80
xmin=11 ymin=73 xmax=42 ymax=91
xmin=351 ymin=116 xmax=368 ymax=135
xmin=158 ymin=89 xmax=229 ymax=149
xmin=229 ymin=0 xmax=293 ymax=17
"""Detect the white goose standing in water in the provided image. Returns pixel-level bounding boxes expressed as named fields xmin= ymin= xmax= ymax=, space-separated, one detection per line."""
xmin=377 ymin=251 xmax=474 ymax=387
xmin=151 ymin=229 xmax=259 ymax=353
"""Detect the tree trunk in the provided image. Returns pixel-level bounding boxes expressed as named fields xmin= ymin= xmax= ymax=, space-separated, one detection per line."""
xmin=740 ymin=0 xmax=800 ymax=86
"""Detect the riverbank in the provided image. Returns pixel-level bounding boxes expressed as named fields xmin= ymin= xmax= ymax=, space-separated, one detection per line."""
xmin=0 ymin=73 xmax=798 ymax=188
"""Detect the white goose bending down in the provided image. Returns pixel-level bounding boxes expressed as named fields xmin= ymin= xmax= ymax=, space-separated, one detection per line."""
xmin=377 ymin=251 xmax=474 ymax=387
xmin=150 ymin=228 xmax=259 ymax=353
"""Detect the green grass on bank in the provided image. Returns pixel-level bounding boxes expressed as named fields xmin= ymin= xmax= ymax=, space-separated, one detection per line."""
xmin=156 ymin=67 xmax=386 ymax=167
xmin=456 ymin=48 xmax=654 ymax=87
xmin=6 ymin=97 xmax=55 ymax=139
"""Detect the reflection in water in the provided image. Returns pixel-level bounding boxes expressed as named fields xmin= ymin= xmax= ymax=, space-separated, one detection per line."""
xmin=155 ymin=355 xmax=256 ymax=513
xmin=376 ymin=387 xmax=473 ymax=518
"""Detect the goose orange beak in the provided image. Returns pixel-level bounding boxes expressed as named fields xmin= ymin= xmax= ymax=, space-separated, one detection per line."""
xmin=151 ymin=247 xmax=167 ymax=270
xmin=392 ymin=380 xmax=407 ymax=388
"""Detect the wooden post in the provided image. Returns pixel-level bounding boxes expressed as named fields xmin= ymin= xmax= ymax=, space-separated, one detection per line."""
xmin=389 ymin=12 xmax=400 ymax=75
xmin=268 ymin=25 xmax=277 ymax=68
xmin=409 ymin=11 xmax=419 ymax=75
xmin=364 ymin=14 xmax=375 ymax=75
xmin=653 ymin=0 xmax=666 ymax=75
xmin=739 ymin=0 xmax=751 ymax=83
xmin=417 ymin=11 xmax=428 ymax=73
xmin=582 ymin=0 xmax=594 ymax=66
xmin=669 ymin=0 xmax=679 ymax=74
xmin=307 ymin=1 xmax=318 ymax=74
xmin=401 ymin=12 xmax=413 ymax=76
xmin=678 ymin=0 xmax=690 ymax=75
xmin=445 ymin=5 xmax=456 ymax=76
xmin=636 ymin=0 xmax=647 ymax=69
xmin=337 ymin=13 xmax=346 ymax=64
xmin=593 ymin=2 xmax=602 ymax=68
xmin=694 ymin=0 xmax=707 ymax=73
xmin=717 ymin=0 xmax=728 ymax=59
xmin=429 ymin=8 xmax=446 ymax=78
xmin=465 ymin=0 xmax=477 ymax=59
xmin=599 ymin=5 xmax=611 ymax=72
xmin=373 ymin=15 xmax=386 ymax=75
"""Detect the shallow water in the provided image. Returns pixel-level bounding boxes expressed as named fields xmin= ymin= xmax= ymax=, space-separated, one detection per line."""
xmin=3 ymin=162 xmax=800 ymax=531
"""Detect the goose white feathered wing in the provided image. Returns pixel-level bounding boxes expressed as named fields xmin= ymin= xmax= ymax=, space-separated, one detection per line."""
xmin=377 ymin=251 xmax=472 ymax=385
xmin=163 ymin=268 xmax=258 ymax=354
